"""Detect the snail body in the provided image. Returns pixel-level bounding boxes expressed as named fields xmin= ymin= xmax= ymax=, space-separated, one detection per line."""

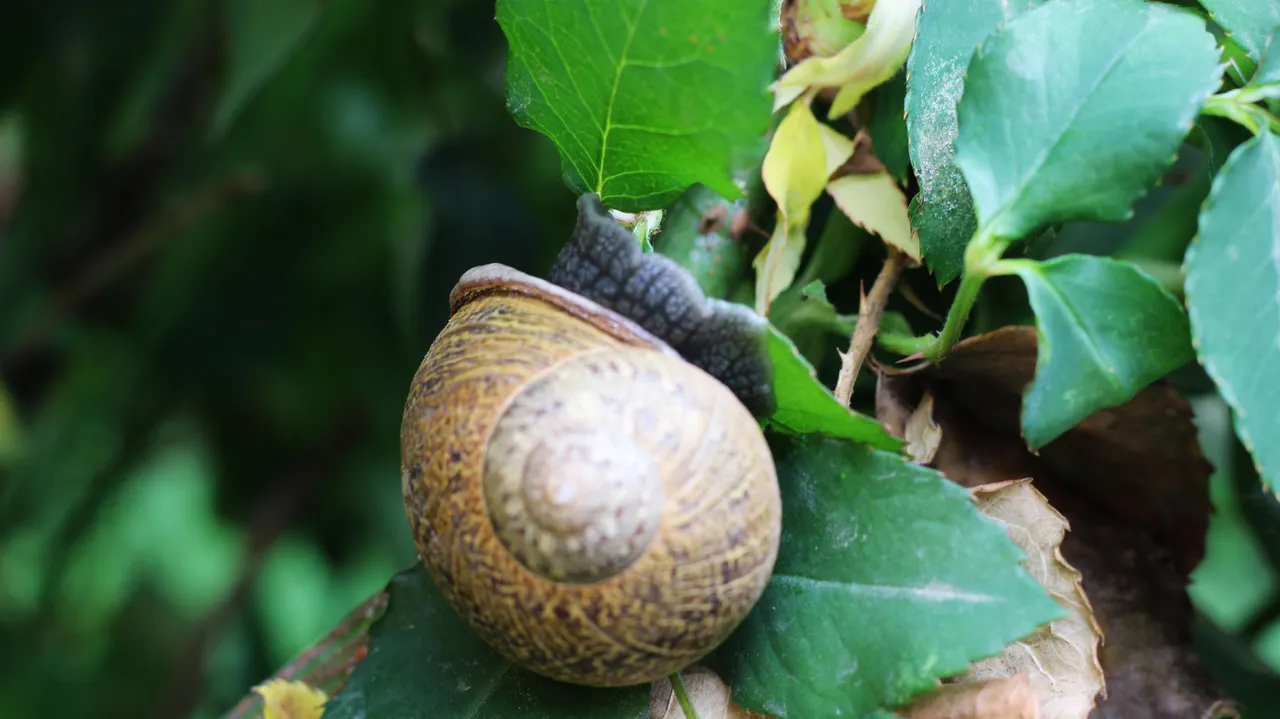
xmin=400 ymin=196 xmax=781 ymax=687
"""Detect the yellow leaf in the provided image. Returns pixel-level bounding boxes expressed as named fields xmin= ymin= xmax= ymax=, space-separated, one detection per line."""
xmin=254 ymin=679 xmax=329 ymax=719
xmin=753 ymin=213 xmax=809 ymax=316
xmin=818 ymin=124 xmax=857 ymax=179
xmin=755 ymin=100 xmax=832 ymax=315
xmin=762 ymin=100 xmax=829 ymax=219
xmin=773 ymin=0 xmax=922 ymax=117
xmin=827 ymin=170 xmax=920 ymax=260
xmin=964 ymin=480 xmax=1106 ymax=719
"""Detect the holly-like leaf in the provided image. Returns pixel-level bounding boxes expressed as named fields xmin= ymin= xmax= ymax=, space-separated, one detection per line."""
xmin=496 ymin=0 xmax=777 ymax=212
xmin=905 ymin=0 xmax=1041 ymax=283
xmin=1185 ymin=132 xmax=1280 ymax=490
xmin=954 ymin=0 xmax=1221 ymax=242
xmin=1199 ymin=0 xmax=1280 ymax=60
xmin=709 ymin=434 xmax=1063 ymax=718
xmin=1004 ymin=254 xmax=1193 ymax=451
xmin=765 ymin=326 xmax=903 ymax=451
xmin=322 ymin=568 xmax=649 ymax=719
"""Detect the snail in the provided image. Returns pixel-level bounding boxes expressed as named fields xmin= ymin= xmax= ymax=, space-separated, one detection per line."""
xmin=400 ymin=194 xmax=782 ymax=687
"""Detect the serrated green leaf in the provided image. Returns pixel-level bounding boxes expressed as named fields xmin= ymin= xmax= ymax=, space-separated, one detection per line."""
xmin=1200 ymin=0 xmax=1280 ymax=60
xmin=496 ymin=0 xmax=777 ymax=212
xmin=709 ymin=434 xmax=1063 ymax=719
xmin=866 ymin=68 xmax=910 ymax=185
xmin=955 ymin=0 xmax=1221 ymax=242
xmin=1185 ymin=132 xmax=1280 ymax=490
xmin=905 ymin=0 xmax=1041 ymax=284
xmin=765 ymin=326 xmax=903 ymax=451
xmin=1254 ymin=27 xmax=1280 ymax=86
xmin=1005 ymin=254 xmax=1194 ymax=450
xmin=213 ymin=0 xmax=321 ymax=134
xmin=322 ymin=568 xmax=650 ymax=719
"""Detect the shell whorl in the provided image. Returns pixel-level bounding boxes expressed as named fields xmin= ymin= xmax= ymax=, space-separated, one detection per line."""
xmin=482 ymin=350 xmax=670 ymax=583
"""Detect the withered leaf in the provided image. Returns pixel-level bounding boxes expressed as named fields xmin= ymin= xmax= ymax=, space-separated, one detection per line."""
xmin=899 ymin=674 xmax=1039 ymax=719
xmin=920 ymin=326 xmax=1211 ymax=574
xmin=874 ymin=327 xmax=1232 ymax=717
xmin=966 ymin=480 xmax=1105 ymax=719
xmin=650 ymin=666 xmax=760 ymax=719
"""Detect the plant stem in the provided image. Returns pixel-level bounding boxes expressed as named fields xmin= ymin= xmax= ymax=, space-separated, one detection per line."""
xmin=671 ymin=672 xmax=701 ymax=719
xmin=920 ymin=228 xmax=1009 ymax=362
xmin=877 ymin=331 xmax=933 ymax=356
xmin=1202 ymin=91 xmax=1280 ymax=135
xmin=834 ymin=248 xmax=907 ymax=405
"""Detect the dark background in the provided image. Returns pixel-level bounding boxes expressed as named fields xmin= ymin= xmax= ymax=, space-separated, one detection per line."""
xmin=0 ymin=1 xmax=1276 ymax=718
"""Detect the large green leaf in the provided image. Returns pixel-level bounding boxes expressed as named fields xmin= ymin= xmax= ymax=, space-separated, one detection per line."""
xmin=709 ymin=434 xmax=1063 ymax=718
xmin=322 ymin=568 xmax=650 ymax=719
xmin=905 ymin=0 xmax=1040 ymax=283
xmin=954 ymin=0 xmax=1221 ymax=242
xmin=1006 ymin=254 xmax=1193 ymax=450
xmin=496 ymin=0 xmax=777 ymax=212
xmin=765 ymin=327 xmax=903 ymax=451
xmin=1185 ymin=132 xmax=1280 ymax=490
xmin=1199 ymin=0 xmax=1280 ymax=60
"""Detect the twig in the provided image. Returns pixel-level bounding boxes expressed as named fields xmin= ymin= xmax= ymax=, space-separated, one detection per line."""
xmin=834 ymin=248 xmax=906 ymax=406
xmin=2 ymin=168 xmax=264 ymax=365
xmin=671 ymin=672 xmax=702 ymax=719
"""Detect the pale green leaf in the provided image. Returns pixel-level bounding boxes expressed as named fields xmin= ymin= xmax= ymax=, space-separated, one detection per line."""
xmin=710 ymin=434 xmax=1063 ymax=718
xmin=1006 ymin=254 xmax=1194 ymax=450
xmin=497 ymin=0 xmax=777 ymax=211
xmin=828 ymin=171 xmax=919 ymax=260
xmin=774 ymin=0 xmax=921 ymax=117
xmin=1185 ymin=131 xmax=1280 ymax=490
xmin=954 ymin=0 xmax=1221 ymax=241
xmin=905 ymin=0 xmax=1042 ymax=283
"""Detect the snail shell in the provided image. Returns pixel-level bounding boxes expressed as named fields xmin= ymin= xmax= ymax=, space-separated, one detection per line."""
xmin=400 ymin=202 xmax=782 ymax=686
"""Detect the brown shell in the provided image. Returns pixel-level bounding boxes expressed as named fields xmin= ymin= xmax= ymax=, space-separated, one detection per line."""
xmin=400 ymin=265 xmax=782 ymax=687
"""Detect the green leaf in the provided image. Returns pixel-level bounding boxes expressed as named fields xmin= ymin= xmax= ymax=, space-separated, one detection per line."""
xmin=765 ymin=326 xmax=903 ymax=451
xmin=865 ymin=68 xmax=910 ymax=186
xmin=496 ymin=0 xmax=777 ymax=212
xmin=1185 ymin=132 xmax=1280 ymax=490
xmin=955 ymin=0 xmax=1221 ymax=242
xmin=213 ymin=0 xmax=322 ymax=133
xmin=1005 ymin=254 xmax=1194 ymax=450
xmin=1200 ymin=0 xmax=1280 ymax=60
xmin=323 ymin=567 xmax=650 ymax=719
xmin=709 ymin=434 xmax=1063 ymax=718
xmin=905 ymin=0 xmax=1041 ymax=284
xmin=1253 ymin=26 xmax=1280 ymax=88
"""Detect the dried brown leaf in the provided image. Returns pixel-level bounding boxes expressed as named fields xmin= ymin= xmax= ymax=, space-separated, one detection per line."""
xmin=928 ymin=327 xmax=1212 ymax=574
xmin=650 ymin=666 xmax=761 ymax=719
xmin=899 ymin=674 xmax=1040 ymax=719
xmin=966 ymin=480 xmax=1105 ymax=719
xmin=873 ymin=328 xmax=1233 ymax=717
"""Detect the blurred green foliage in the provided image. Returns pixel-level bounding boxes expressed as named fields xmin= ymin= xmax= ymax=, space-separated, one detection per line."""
xmin=3 ymin=1 xmax=1280 ymax=718
xmin=0 ymin=1 xmax=579 ymax=717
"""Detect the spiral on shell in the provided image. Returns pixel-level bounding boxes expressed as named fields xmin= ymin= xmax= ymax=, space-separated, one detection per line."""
xmin=399 ymin=196 xmax=782 ymax=687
